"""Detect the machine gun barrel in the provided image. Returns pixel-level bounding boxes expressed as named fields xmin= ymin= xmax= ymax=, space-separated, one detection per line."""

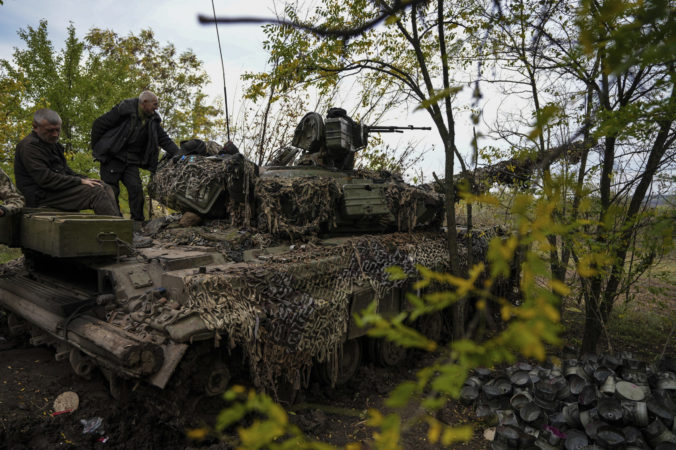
xmin=365 ymin=125 xmax=432 ymax=133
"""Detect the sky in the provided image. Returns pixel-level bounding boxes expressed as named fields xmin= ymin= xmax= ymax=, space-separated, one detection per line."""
xmin=0 ymin=0 xmax=493 ymax=179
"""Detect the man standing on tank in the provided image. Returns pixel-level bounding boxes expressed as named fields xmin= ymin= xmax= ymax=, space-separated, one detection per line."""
xmin=14 ymin=109 xmax=119 ymax=215
xmin=91 ymin=91 xmax=179 ymax=223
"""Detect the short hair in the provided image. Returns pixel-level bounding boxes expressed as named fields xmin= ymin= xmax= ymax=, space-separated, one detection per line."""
xmin=33 ymin=108 xmax=61 ymax=125
xmin=139 ymin=91 xmax=157 ymax=103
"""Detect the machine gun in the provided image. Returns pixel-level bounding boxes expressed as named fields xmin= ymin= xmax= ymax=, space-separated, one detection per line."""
xmin=290 ymin=107 xmax=431 ymax=170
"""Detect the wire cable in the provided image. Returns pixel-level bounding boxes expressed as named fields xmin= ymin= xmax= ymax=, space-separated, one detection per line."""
xmin=211 ymin=0 xmax=231 ymax=141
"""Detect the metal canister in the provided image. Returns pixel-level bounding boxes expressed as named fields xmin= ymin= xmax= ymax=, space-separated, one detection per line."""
xmin=584 ymin=419 xmax=609 ymax=441
xmin=562 ymin=402 xmax=582 ymax=427
xmin=568 ymin=374 xmax=589 ymax=396
xmin=494 ymin=377 xmax=514 ymax=396
xmin=460 ymin=384 xmax=479 ymax=403
xmin=465 ymin=375 xmax=483 ymax=388
xmin=578 ymin=384 xmax=598 ymax=411
xmin=494 ymin=425 xmax=520 ymax=449
xmin=615 ymin=380 xmax=646 ymax=402
xmin=475 ymin=367 xmax=491 ymax=380
xmin=476 ymin=403 xmax=498 ymax=424
xmin=519 ymin=402 xmax=543 ymax=424
xmin=621 ymin=425 xmax=643 ymax=446
xmin=621 ymin=400 xmax=649 ymax=427
xmin=600 ymin=374 xmax=617 ymax=395
xmin=579 ymin=407 xmax=600 ymax=428
xmin=648 ymin=397 xmax=675 ymax=426
xmin=564 ymin=429 xmax=588 ymax=450
xmin=510 ymin=390 xmax=533 ymax=410
xmin=510 ymin=370 xmax=531 ymax=388
xmin=601 ymin=354 xmax=622 ymax=371
xmin=540 ymin=425 xmax=565 ymax=447
xmin=595 ymin=425 xmax=626 ymax=448
xmin=657 ymin=372 xmax=676 ymax=391
xmin=535 ymin=379 xmax=559 ymax=402
xmin=597 ymin=397 xmax=623 ymax=425
xmin=645 ymin=418 xmax=676 ymax=447
xmin=593 ymin=366 xmax=614 ymax=383
xmin=496 ymin=409 xmax=519 ymax=427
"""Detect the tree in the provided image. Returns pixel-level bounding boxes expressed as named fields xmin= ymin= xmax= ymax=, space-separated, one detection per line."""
xmin=0 ymin=21 xmax=225 ymax=178
xmin=244 ymin=0 xmax=477 ymax=337
xmin=474 ymin=0 xmax=675 ymax=352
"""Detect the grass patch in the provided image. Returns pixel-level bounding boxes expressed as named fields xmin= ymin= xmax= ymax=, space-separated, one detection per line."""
xmin=606 ymin=307 xmax=674 ymax=359
xmin=0 ymin=245 xmax=21 ymax=264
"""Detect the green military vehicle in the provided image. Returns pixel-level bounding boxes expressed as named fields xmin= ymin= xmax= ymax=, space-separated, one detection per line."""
xmin=0 ymin=109 xmax=495 ymax=400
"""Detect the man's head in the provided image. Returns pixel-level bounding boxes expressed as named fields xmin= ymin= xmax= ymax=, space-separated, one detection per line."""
xmin=139 ymin=91 xmax=159 ymax=116
xmin=33 ymin=109 xmax=62 ymax=144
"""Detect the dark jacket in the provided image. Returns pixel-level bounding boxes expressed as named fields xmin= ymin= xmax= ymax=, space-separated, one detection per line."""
xmin=14 ymin=131 xmax=84 ymax=207
xmin=91 ymin=98 xmax=179 ymax=173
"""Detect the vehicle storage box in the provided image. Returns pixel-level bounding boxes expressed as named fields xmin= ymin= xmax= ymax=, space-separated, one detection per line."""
xmin=20 ymin=212 xmax=133 ymax=257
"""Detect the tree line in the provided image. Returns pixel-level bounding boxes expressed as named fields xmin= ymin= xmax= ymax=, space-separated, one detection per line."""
xmin=0 ymin=20 xmax=226 ymax=177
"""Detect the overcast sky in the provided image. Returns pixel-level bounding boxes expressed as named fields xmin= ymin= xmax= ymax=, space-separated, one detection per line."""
xmin=0 ymin=0 xmax=491 ymax=178
xmin=0 ymin=0 xmax=271 ymax=100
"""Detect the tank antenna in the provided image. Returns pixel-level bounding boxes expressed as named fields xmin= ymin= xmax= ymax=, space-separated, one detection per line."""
xmin=211 ymin=0 xmax=231 ymax=141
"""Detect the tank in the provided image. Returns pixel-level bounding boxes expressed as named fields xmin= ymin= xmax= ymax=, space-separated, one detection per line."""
xmin=0 ymin=109 xmax=499 ymax=401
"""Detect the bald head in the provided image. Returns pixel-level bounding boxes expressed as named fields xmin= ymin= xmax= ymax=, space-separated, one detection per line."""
xmin=33 ymin=108 xmax=62 ymax=144
xmin=139 ymin=91 xmax=159 ymax=116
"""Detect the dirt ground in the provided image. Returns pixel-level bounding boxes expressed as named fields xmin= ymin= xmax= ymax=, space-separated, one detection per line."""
xmin=1 ymin=253 xmax=674 ymax=449
xmin=0 ymin=329 xmax=487 ymax=449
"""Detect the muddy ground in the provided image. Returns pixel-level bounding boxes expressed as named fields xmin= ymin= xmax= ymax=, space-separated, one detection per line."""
xmin=0 ymin=327 xmax=486 ymax=450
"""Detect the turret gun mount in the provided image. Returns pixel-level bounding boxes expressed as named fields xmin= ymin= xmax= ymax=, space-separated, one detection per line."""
xmin=289 ymin=107 xmax=431 ymax=170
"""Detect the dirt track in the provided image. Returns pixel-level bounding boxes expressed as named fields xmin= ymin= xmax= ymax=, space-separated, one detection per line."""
xmin=0 ymin=328 xmax=485 ymax=449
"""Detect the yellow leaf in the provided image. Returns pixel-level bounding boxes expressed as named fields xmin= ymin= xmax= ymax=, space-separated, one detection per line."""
xmin=501 ymin=305 xmax=512 ymax=321
xmin=368 ymin=409 xmax=383 ymax=427
xmin=441 ymin=425 xmax=473 ymax=445
xmin=186 ymin=428 xmax=209 ymax=440
xmin=427 ymin=418 xmax=441 ymax=443
xmin=550 ymin=280 xmax=571 ymax=296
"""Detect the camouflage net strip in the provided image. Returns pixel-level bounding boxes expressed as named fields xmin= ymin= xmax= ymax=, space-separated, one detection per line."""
xmin=149 ymin=155 xmax=257 ymax=223
xmin=183 ymin=232 xmax=455 ymax=395
xmin=255 ymin=177 xmax=342 ymax=238
xmin=254 ymin=174 xmax=443 ymax=240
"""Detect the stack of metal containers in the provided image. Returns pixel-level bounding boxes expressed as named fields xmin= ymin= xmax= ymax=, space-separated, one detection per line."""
xmin=460 ymin=354 xmax=676 ymax=449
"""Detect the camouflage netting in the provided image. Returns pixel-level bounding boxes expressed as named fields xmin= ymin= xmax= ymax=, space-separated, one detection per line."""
xmin=180 ymin=229 xmax=500 ymax=395
xmin=255 ymin=173 xmax=443 ymax=240
xmin=255 ymin=176 xmax=342 ymax=238
xmin=149 ymin=154 xmax=257 ymax=223
xmin=149 ymin=155 xmax=443 ymax=240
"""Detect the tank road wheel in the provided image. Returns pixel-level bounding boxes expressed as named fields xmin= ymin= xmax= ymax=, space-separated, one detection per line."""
xmin=204 ymin=362 xmax=231 ymax=397
xmin=316 ymin=338 xmax=362 ymax=386
xmin=69 ymin=349 xmax=94 ymax=379
xmin=367 ymin=337 xmax=407 ymax=367
xmin=6 ymin=313 xmax=27 ymax=337
xmin=193 ymin=357 xmax=232 ymax=397
xmin=101 ymin=369 xmax=129 ymax=402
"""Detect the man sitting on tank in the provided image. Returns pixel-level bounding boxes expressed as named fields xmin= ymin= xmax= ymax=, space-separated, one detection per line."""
xmin=14 ymin=108 xmax=120 ymax=216
xmin=0 ymin=168 xmax=24 ymax=217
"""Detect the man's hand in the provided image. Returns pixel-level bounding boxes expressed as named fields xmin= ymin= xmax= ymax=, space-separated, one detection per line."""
xmin=81 ymin=178 xmax=104 ymax=188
